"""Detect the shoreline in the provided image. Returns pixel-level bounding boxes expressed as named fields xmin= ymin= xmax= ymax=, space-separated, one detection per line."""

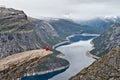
xmin=86 ymin=51 xmax=100 ymax=60
xmin=53 ymin=33 xmax=99 ymax=49
xmin=24 ymin=64 xmax=70 ymax=77
xmin=52 ymin=40 xmax=70 ymax=49
xmin=52 ymin=34 xmax=75 ymax=49
xmin=86 ymin=40 xmax=100 ymax=59
xmin=56 ymin=53 xmax=65 ymax=58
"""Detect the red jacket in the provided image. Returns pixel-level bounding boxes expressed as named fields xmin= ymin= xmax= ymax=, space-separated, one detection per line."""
xmin=45 ymin=46 xmax=50 ymax=51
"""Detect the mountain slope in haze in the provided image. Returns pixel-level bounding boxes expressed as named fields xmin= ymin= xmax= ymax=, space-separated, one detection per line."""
xmin=90 ymin=23 xmax=120 ymax=57
xmin=70 ymin=48 xmax=120 ymax=80
xmin=49 ymin=19 xmax=102 ymax=37
xmin=79 ymin=17 xmax=120 ymax=34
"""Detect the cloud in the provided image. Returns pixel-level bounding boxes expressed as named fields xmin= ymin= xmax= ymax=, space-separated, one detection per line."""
xmin=0 ymin=0 xmax=120 ymax=20
xmin=68 ymin=0 xmax=120 ymax=4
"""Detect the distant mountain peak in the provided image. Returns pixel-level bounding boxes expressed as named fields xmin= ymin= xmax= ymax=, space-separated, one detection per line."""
xmin=104 ymin=15 xmax=118 ymax=19
xmin=102 ymin=16 xmax=120 ymax=22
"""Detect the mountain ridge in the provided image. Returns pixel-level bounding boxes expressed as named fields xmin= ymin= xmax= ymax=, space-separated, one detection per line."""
xmin=90 ymin=23 xmax=120 ymax=57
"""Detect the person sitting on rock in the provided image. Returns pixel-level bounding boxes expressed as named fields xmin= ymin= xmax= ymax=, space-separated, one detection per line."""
xmin=45 ymin=45 xmax=50 ymax=51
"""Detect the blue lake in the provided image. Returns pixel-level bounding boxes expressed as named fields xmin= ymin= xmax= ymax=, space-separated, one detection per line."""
xmin=22 ymin=35 xmax=96 ymax=80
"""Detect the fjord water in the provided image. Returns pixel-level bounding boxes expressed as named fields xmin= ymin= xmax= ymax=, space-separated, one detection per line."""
xmin=22 ymin=35 xmax=96 ymax=80
xmin=49 ymin=38 xmax=96 ymax=80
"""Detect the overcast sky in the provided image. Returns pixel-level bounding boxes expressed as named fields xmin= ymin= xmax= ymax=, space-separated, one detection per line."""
xmin=0 ymin=0 xmax=120 ymax=20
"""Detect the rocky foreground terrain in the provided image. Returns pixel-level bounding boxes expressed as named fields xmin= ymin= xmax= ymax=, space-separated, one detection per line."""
xmin=0 ymin=49 xmax=52 ymax=80
xmin=70 ymin=48 xmax=120 ymax=80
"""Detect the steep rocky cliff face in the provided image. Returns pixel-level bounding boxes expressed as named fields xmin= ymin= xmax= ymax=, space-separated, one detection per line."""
xmin=0 ymin=7 xmax=59 ymax=59
xmin=0 ymin=7 xmax=27 ymax=21
xmin=0 ymin=7 xmax=29 ymax=33
xmin=70 ymin=48 xmax=120 ymax=80
xmin=90 ymin=23 xmax=120 ymax=57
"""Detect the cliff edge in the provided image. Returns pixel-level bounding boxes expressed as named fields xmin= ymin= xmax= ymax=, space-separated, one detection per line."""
xmin=0 ymin=49 xmax=52 ymax=80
